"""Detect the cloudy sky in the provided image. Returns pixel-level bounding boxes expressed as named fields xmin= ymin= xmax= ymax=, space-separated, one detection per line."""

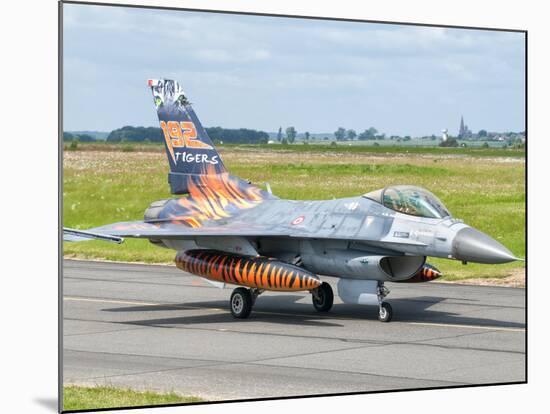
xmin=63 ymin=3 xmax=525 ymax=136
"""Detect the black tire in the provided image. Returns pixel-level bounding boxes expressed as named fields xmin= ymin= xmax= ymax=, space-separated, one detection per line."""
xmin=230 ymin=288 xmax=253 ymax=319
xmin=378 ymin=302 xmax=393 ymax=322
xmin=312 ymin=282 xmax=334 ymax=312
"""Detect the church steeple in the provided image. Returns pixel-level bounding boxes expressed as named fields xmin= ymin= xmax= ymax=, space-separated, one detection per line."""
xmin=459 ymin=116 xmax=465 ymax=138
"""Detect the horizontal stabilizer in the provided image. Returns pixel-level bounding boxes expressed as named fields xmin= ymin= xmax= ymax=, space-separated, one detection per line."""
xmin=63 ymin=227 xmax=124 ymax=244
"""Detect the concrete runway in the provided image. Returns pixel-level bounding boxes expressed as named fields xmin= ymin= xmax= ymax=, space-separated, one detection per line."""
xmin=63 ymin=259 xmax=526 ymax=401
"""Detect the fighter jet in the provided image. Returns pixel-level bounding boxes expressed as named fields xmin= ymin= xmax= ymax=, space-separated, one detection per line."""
xmin=64 ymin=79 xmax=522 ymax=322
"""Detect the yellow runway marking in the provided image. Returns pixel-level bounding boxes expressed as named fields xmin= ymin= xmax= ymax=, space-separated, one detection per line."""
xmin=64 ymin=296 xmax=525 ymax=332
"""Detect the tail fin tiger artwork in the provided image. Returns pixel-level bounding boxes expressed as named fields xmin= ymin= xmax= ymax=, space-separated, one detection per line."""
xmin=145 ymin=79 xmax=272 ymax=227
xmin=148 ymin=78 xmax=226 ymax=194
xmin=63 ymin=78 xmax=521 ymax=321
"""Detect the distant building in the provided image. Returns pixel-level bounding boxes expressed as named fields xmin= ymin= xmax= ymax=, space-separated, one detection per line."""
xmin=458 ymin=116 xmax=472 ymax=139
xmin=442 ymin=129 xmax=448 ymax=142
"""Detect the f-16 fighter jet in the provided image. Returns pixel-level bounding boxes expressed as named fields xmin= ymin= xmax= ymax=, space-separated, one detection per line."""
xmin=64 ymin=79 xmax=522 ymax=322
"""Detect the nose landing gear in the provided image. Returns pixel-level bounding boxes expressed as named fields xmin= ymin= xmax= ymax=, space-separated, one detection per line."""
xmin=377 ymin=282 xmax=393 ymax=322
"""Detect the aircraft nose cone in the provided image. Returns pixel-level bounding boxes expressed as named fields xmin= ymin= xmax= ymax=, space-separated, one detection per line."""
xmin=453 ymin=227 xmax=518 ymax=264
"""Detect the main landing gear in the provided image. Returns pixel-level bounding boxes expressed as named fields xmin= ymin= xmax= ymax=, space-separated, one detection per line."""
xmin=229 ymin=287 xmax=263 ymax=319
xmin=229 ymin=281 xmax=393 ymax=322
xmin=311 ymin=282 xmax=334 ymax=312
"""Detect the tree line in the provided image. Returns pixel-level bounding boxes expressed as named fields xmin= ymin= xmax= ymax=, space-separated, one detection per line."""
xmin=334 ymin=127 xmax=383 ymax=141
xmin=274 ymin=126 xmax=385 ymax=144
xmin=64 ymin=126 xmax=270 ymax=144
xmin=64 ymin=125 xmax=388 ymax=145
xmin=276 ymin=126 xmax=298 ymax=144
xmin=63 ymin=132 xmax=96 ymax=142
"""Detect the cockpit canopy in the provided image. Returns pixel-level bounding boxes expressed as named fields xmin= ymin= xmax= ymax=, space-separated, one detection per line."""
xmin=364 ymin=185 xmax=451 ymax=219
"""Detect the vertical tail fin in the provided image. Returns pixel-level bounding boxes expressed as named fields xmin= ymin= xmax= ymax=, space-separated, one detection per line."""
xmin=148 ymin=79 xmax=226 ymax=194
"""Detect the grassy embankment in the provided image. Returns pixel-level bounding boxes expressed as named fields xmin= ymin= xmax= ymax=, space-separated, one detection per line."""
xmin=63 ymin=144 xmax=525 ymax=282
xmin=63 ymin=385 xmax=202 ymax=411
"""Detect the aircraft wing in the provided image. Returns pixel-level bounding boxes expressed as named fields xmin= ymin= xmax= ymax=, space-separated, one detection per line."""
xmin=64 ymin=219 xmax=427 ymax=250
xmin=63 ymin=220 xmax=288 ymax=243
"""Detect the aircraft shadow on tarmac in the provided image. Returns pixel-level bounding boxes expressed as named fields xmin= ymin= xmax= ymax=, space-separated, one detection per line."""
xmin=102 ymin=294 xmax=525 ymax=329
xmin=383 ymin=296 xmax=525 ymax=328
xmin=105 ymin=295 xmax=342 ymax=328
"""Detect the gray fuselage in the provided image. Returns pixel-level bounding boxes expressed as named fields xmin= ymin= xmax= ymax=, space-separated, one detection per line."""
xmin=155 ymin=193 xmax=511 ymax=283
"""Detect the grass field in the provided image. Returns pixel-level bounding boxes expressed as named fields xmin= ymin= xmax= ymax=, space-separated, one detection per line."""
xmin=66 ymin=141 xmax=525 ymax=157
xmin=63 ymin=385 xmax=202 ymax=411
xmin=63 ymin=145 xmax=525 ymax=282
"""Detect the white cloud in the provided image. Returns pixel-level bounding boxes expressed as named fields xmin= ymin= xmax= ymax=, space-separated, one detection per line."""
xmin=62 ymin=4 xmax=525 ymax=135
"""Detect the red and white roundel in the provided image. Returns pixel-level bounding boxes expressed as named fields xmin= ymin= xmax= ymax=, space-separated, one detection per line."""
xmin=291 ymin=215 xmax=305 ymax=225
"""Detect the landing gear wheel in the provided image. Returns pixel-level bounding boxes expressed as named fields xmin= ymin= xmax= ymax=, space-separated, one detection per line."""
xmin=378 ymin=302 xmax=393 ymax=323
xmin=312 ymin=282 xmax=334 ymax=312
xmin=230 ymin=288 xmax=253 ymax=319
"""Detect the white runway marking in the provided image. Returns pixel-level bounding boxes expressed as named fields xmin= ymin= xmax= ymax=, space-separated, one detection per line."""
xmin=64 ymin=296 xmax=524 ymax=332
xmin=408 ymin=321 xmax=524 ymax=333
xmin=64 ymin=296 xmax=226 ymax=312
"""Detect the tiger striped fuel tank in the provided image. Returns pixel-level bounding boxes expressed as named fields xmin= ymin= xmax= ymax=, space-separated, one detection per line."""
xmin=175 ymin=249 xmax=322 ymax=291
xmin=397 ymin=263 xmax=442 ymax=283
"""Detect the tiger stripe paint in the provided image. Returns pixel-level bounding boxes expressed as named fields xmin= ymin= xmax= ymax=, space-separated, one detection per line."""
xmin=167 ymin=164 xmax=268 ymax=228
xmin=175 ymin=249 xmax=322 ymax=292
xmin=397 ymin=263 xmax=442 ymax=283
